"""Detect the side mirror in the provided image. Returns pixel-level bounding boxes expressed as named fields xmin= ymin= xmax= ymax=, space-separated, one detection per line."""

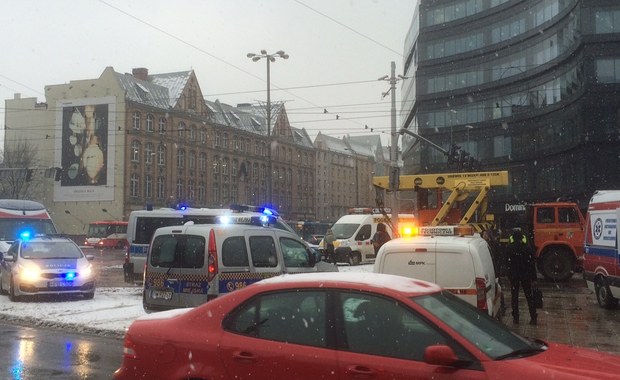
xmin=3 ymin=253 xmax=16 ymax=262
xmin=424 ymin=345 xmax=459 ymax=366
xmin=86 ymin=254 xmax=95 ymax=261
xmin=307 ymin=248 xmax=317 ymax=267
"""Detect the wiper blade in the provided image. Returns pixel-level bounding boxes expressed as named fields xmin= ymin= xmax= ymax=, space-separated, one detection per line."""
xmin=495 ymin=346 xmax=546 ymax=360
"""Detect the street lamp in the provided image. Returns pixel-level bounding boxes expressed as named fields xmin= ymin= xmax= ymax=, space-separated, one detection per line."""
xmin=247 ymin=49 xmax=289 ymax=208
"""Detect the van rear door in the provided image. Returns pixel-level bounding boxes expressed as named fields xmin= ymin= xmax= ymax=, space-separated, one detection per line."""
xmin=435 ymin=240 xmax=477 ymax=307
xmin=377 ymin=240 xmax=437 ymax=283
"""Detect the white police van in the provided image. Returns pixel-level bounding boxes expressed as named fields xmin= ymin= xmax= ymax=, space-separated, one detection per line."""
xmin=373 ymin=225 xmax=503 ymax=319
xmin=143 ymin=215 xmax=337 ymax=312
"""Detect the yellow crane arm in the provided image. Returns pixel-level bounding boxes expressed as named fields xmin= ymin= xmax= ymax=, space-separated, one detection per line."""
xmin=373 ymin=171 xmax=509 ymax=191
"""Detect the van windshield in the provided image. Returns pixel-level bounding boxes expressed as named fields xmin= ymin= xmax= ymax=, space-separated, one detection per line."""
xmin=331 ymin=223 xmax=360 ymax=239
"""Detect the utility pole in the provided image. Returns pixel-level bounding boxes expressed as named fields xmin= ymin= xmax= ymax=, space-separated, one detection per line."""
xmin=379 ymin=61 xmax=405 ymax=236
xmin=389 ymin=61 xmax=399 ymax=236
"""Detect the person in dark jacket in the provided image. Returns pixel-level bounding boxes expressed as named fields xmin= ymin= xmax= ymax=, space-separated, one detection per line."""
xmin=504 ymin=228 xmax=538 ymax=325
xmin=371 ymin=223 xmax=391 ymax=254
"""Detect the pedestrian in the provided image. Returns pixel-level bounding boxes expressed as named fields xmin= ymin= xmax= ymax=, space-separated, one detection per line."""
xmin=504 ymin=228 xmax=538 ymax=325
xmin=324 ymin=228 xmax=336 ymax=264
xmin=371 ymin=223 xmax=391 ymax=254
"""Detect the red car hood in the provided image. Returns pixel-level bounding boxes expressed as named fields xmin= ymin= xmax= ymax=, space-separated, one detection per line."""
xmin=488 ymin=342 xmax=620 ymax=379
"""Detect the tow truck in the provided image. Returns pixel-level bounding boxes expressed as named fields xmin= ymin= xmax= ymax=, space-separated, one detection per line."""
xmin=373 ymin=128 xmax=584 ymax=281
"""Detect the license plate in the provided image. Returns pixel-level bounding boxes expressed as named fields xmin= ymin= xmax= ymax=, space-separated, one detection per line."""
xmin=48 ymin=281 xmax=72 ymax=288
xmin=151 ymin=289 xmax=173 ymax=300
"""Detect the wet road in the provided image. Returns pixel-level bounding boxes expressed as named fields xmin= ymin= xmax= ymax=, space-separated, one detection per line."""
xmin=501 ymin=272 xmax=620 ymax=354
xmin=0 ymin=323 xmax=122 ymax=379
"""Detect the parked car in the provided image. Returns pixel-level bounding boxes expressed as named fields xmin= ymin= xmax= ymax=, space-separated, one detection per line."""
xmin=0 ymin=235 xmax=95 ymax=301
xmin=115 ymin=272 xmax=620 ymax=379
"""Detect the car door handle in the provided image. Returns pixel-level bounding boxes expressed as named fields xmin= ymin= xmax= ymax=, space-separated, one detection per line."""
xmin=232 ymin=350 xmax=257 ymax=363
xmin=346 ymin=365 xmax=376 ymax=378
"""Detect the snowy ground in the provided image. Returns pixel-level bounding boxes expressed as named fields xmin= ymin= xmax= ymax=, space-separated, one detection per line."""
xmin=0 ymin=264 xmax=372 ymax=338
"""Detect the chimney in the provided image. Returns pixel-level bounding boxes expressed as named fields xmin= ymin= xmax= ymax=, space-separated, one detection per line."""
xmin=132 ymin=68 xmax=149 ymax=81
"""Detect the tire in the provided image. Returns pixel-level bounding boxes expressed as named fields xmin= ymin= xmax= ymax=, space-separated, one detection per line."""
xmin=540 ymin=248 xmax=574 ymax=282
xmin=9 ymin=276 xmax=20 ymax=302
xmin=83 ymin=292 xmax=95 ymax=300
xmin=348 ymin=252 xmax=361 ymax=266
xmin=595 ymin=276 xmax=619 ymax=309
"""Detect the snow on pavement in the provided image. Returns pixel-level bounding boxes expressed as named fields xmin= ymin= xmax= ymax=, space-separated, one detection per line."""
xmin=0 ymin=264 xmax=373 ymax=338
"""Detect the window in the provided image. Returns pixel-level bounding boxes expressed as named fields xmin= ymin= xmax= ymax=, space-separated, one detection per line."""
xmin=150 ymin=234 xmax=205 ymax=269
xmin=178 ymin=122 xmax=185 ymax=139
xmin=159 ymin=117 xmax=167 ymax=134
xmin=189 ymin=151 xmax=196 ymax=170
xmin=200 ymin=128 xmax=207 ymax=143
xmin=536 ymin=207 xmax=555 ymax=224
xmin=199 ymin=152 xmax=207 ymax=170
xmin=131 ymin=140 xmax=140 ymax=162
xmin=222 ymin=133 xmax=228 ymax=149
xmin=158 ymin=145 xmax=166 ymax=166
xmin=340 ymin=292 xmax=448 ymax=360
xmin=249 ymin=236 xmax=277 ymax=267
xmin=279 ymin=237 xmax=312 ymax=267
xmin=130 ymin=174 xmax=139 ymax=197
xmin=157 ymin=176 xmax=165 ymax=199
xmin=356 ymin=224 xmax=372 ymax=241
xmin=177 ymin=149 xmax=185 ymax=168
xmin=215 ymin=132 xmax=221 ymax=147
xmin=144 ymin=175 xmax=152 ymax=198
xmin=222 ymin=236 xmax=249 ymax=267
xmin=189 ymin=125 xmax=196 ymax=141
xmin=558 ymin=207 xmax=579 ymax=224
xmin=132 ymin=112 xmax=141 ymax=130
xmin=224 ymin=290 xmax=327 ymax=348
xmin=176 ymin=178 xmax=184 ymax=199
xmin=145 ymin=143 xmax=154 ymax=164
xmin=146 ymin=114 xmax=154 ymax=132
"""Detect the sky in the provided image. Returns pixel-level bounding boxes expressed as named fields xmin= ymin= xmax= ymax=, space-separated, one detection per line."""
xmin=0 ymin=263 xmax=371 ymax=336
xmin=0 ymin=0 xmax=415 ymax=146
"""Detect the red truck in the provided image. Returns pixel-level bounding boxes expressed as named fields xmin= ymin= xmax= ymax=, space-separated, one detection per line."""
xmin=500 ymin=201 xmax=585 ymax=282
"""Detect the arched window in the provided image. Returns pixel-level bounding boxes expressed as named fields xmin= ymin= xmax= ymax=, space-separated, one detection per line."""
xmin=132 ymin=112 xmax=141 ymax=130
xmin=131 ymin=140 xmax=140 ymax=162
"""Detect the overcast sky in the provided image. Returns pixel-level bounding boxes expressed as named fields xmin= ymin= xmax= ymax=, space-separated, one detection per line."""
xmin=1 ymin=0 xmax=414 ymax=146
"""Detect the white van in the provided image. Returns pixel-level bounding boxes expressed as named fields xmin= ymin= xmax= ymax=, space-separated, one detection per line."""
xmin=583 ymin=190 xmax=620 ymax=309
xmin=324 ymin=208 xmax=415 ymax=265
xmin=143 ymin=219 xmax=337 ymax=312
xmin=373 ymin=225 xmax=503 ymax=318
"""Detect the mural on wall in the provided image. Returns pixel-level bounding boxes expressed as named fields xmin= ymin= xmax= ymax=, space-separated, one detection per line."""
xmin=54 ymin=97 xmax=116 ymax=201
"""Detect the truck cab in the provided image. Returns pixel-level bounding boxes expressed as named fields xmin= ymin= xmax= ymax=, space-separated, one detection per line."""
xmin=531 ymin=202 xmax=585 ymax=281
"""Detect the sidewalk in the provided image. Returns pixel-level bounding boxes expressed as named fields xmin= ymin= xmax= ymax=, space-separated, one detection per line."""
xmin=500 ymin=274 xmax=620 ymax=354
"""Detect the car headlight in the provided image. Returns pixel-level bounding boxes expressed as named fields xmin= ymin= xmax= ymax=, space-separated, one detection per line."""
xmin=17 ymin=264 xmax=41 ymax=282
xmin=81 ymin=264 xmax=93 ymax=278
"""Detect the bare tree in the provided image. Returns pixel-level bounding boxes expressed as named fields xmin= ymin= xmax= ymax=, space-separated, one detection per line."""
xmin=0 ymin=139 xmax=40 ymax=199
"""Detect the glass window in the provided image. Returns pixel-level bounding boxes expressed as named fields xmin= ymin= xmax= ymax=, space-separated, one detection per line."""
xmin=355 ymin=224 xmax=371 ymax=241
xmin=536 ymin=207 xmax=555 ymax=224
xmin=340 ymin=292 xmax=448 ymax=360
xmin=558 ymin=207 xmax=578 ymax=224
xmin=222 ymin=236 xmax=249 ymax=267
xmin=279 ymin=237 xmax=312 ymax=268
xmin=145 ymin=143 xmax=154 ymax=164
xmin=224 ymin=290 xmax=327 ymax=348
xmin=249 ymin=235 xmax=277 ymax=267
xmin=146 ymin=114 xmax=154 ymax=132
xmin=131 ymin=140 xmax=140 ymax=162
xmin=132 ymin=112 xmax=141 ymax=130
xmin=159 ymin=117 xmax=167 ymax=134
xmin=150 ymin=234 xmax=205 ymax=268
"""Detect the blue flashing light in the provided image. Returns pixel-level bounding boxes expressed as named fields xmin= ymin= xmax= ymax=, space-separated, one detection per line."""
xmin=261 ymin=207 xmax=274 ymax=216
xmin=176 ymin=203 xmax=189 ymax=211
xmin=65 ymin=272 xmax=76 ymax=281
xmin=219 ymin=216 xmax=232 ymax=225
xmin=259 ymin=215 xmax=269 ymax=223
xmin=19 ymin=229 xmax=33 ymax=241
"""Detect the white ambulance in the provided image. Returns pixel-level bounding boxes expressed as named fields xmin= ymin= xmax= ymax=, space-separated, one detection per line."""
xmin=583 ymin=190 xmax=620 ymax=309
xmin=323 ymin=208 xmax=415 ymax=265
xmin=373 ymin=225 xmax=503 ymax=318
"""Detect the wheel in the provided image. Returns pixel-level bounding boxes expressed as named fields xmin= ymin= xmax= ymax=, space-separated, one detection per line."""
xmin=595 ymin=276 xmax=619 ymax=309
xmin=9 ymin=275 xmax=20 ymax=302
xmin=83 ymin=292 xmax=95 ymax=300
xmin=348 ymin=252 xmax=361 ymax=266
xmin=540 ymin=248 xmax=574 ymax=282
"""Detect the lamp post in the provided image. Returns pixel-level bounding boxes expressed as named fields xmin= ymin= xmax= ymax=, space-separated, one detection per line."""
xmin=247 ymin=49 xmax=289 ymax=208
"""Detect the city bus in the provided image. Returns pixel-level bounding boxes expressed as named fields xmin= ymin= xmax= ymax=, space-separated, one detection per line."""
xmin=0 ymin=199 xmax=57 ymax=242
xmin=123 ymin=205 xmax=296 ymax=284
xmin=84 ymin=220 xmax=129 ymax=249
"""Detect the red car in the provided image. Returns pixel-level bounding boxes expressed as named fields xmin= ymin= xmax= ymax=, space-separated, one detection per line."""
xmin=115 ymin=272 xmax=620 ymax=379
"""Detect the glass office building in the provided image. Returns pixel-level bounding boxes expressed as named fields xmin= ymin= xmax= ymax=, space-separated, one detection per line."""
xmin=401 ymin=0 xmax=620 ymax=219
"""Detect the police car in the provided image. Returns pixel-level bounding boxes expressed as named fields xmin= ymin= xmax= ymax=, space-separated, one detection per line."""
xmin=0 ymin=234 xmax=95 ymax=301
xmin=143 ymin=215 xmax=337 ymax=312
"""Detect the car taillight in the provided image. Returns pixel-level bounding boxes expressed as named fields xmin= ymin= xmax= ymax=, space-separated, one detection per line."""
xmin=123 ymin=335 xmax=138 ymax=359
xmin=476 ymin=277 xmax=487 ymax=310
xmin=207 ymin=229 xmax=218 ymax=282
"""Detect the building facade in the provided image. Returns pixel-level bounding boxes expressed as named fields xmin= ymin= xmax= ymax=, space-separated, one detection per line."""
xmin=401 ymin=0 xmax=620 ymax=229
xmin=4 ymin=67 xmax=387 ymax=233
